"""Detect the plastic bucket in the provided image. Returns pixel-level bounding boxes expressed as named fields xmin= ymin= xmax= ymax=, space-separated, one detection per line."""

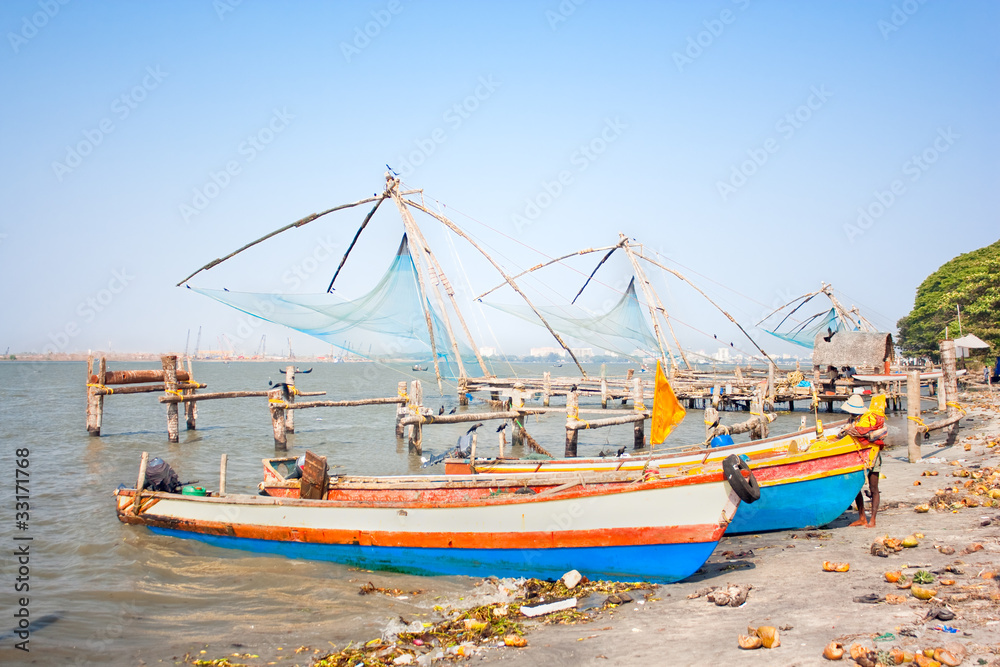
xmin=181 ymin=486 xmax=207 ymax=496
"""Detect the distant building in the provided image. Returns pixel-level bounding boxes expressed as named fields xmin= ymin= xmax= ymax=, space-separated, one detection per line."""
xmin=570 ymin=347 xmax=594 ymax=359
xmin=530 ymin=346 xmax=567 ymax=358
xmin=479 ymin=347 xmax=497 ymax=358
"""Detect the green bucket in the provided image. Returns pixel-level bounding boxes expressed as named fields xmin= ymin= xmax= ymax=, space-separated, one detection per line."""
xmin=181 ymin=485 xmax=207 ymax=496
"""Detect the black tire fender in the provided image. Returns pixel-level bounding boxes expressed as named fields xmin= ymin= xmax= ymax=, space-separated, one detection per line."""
xmin=722 ymin=454 xmax=760 ymax=504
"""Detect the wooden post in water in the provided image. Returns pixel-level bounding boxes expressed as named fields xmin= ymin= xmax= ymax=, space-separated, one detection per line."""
xmin=284 ymin=365 xmax=296 ymax=433
xmin=184 ymin=357 xmax=197 ymax=430
xmin=219 ymin=453 xmax=228 ymax=497
xmin=601 ymin=378 xmax=609 ymax=409
xmin=268 ymin=387 xmax=287 ymax=450
xmin=512 ymin=382 xmax=525 ymax=447
xmin=497 ymin=421 xmax=506 ymax=458
xmin=395 ymin=381 xmax=408 ymax=438
xmin=767 ymin=362 xmax=776 ymax=404
xmin=162 ymin=355 xmax=180 ymax=443
xmin=86 ymin=355 xmax=106 ymax=436
xmin=565 ymin=389 xmax=579 ymax=457
xmin=133 ymin=451 xmax=149 ymax=515
xmin=542 ymin=371 xmax=551 ymax=407
xmin=906 ymin=370 xmax=921 ymax=463
xmin=408 ymin=379 xmax=423 ymax=453
xmin=712 ymin=383 xmax=720 ymax=409
xmin=458 ymin=376 xmax=469 ymax=406
xmin=632 ymin=378 xmax=645 ymax=449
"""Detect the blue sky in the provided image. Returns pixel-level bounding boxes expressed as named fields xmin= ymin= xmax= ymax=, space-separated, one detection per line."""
xmin=1 ymin=0 xmax=997 ymax=361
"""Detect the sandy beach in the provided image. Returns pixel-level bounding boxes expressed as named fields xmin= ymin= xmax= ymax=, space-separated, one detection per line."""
xmin=477 ymin=388 xmax=1000 ymax=666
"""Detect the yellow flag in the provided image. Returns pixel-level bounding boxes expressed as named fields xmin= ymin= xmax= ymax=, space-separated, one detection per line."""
xmin=651 ymin=360 xmax=685 ymax=445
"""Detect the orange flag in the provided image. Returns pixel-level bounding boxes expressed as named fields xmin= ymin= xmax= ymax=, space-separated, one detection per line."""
xmin=651 ymin=359 xmax=685 ymax=445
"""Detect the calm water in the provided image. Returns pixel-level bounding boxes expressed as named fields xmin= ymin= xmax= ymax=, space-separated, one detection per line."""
xmin=0 ymin=360 xmax=878 ymax=665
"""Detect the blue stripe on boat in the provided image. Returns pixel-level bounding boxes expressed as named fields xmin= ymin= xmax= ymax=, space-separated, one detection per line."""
xmin=146 ymin=527 xmax=719 ymax=583
xmin=726 ymin=469 xmax=865 ymax=534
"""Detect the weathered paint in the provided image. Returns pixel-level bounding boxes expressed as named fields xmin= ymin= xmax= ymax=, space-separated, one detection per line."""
xmin=727 ymin=469 xmax=865 ymax=534
xmin=115 ymin=468 xmax=740 ymax=583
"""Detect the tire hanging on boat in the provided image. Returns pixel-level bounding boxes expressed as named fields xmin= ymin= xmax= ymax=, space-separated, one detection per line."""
xmin=722 ymin=454 xmax=760 ymax=504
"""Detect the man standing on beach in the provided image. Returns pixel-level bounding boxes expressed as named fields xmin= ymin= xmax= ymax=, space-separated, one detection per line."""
xmin=842 ymin=394 xmax=888 ymax=527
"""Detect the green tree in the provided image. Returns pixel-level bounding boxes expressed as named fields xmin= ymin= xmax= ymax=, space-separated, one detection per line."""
xmin=897 ymin=239 xmax=1000 ymax=360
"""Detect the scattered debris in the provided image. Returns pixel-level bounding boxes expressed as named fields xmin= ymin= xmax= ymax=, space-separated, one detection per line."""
xmin=688 ymin=583 xmax=753 ymax=607
xmin=738 ymin=625 xmax=779 ymax=650
xmin=359 ymin=582 xmax=425 ymax=597
xmin=823 ymin=561 xmax=850 ymax=572
xmin=521 ymin=598 xmax=578 ymax=618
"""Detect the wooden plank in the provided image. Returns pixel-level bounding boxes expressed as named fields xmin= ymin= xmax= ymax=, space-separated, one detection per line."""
xmin=299 ymin=451 xmax=329 ymax=500
xmin=92 ymin=369 xmax=192 ymax=385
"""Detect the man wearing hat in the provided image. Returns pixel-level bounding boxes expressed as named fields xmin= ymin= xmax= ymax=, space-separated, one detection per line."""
xmin=841 ymin=394 xmax=888 ymax=527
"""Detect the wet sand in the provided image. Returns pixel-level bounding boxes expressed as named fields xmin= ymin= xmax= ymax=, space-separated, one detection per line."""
xmin=486 ymin=388 xmax=1000 ymax=666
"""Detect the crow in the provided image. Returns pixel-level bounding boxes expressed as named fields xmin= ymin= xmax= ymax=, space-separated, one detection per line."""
xmin=439 ymin=405 xmax=445 ymax=415
xmin=466 ymin=422 xmax=484 ymax=434
xmin=496 ymin=422 xmax=508 ymax=433
xmin=448 ymin=407 xmax=457 ymax=414
xmin=570 ymin=383 xmax=578 ymax=393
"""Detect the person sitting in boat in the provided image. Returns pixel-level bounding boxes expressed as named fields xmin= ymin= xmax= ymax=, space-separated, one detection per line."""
xmin=841 ymin=394 xmax=888 ymax=528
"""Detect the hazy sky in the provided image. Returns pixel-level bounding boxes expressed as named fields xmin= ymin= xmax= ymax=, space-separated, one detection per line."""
xmin=2 ymin=1 xmax=997 ymax=361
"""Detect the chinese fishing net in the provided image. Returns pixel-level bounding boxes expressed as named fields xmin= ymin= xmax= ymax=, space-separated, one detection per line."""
xmin=486 ymin=278 xmax=660 ymax=360
xmin=763 ymin=307 xmax=843 ymax=349
xmin=190 ymin=235 xmax=475 ymax=377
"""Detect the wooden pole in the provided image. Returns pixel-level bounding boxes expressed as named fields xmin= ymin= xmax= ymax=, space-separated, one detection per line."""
xmin=498 ymin=422 xmax=506 ymax=458
xmin=162 ymin=355 xmax=179 ymax=443
xmin=621 ymin=241 xmax=676 ymax=371
xmin=408 ymin=379 xmax=423 ymax=453
xmin=941 ymin=339 xmax=959 ymax=440
xmin=632 ymin=378 xmax=645 ymax=449
xmin=907 ymin=370 xmax=921 ymax=463
xmin=543 ymin=371 xmax=551 ymax=407
xmin=219 ymin=453 xmax=228 ymax=497
xmin=268 ymin=387 xmax=287 ymax=450
xmin=185 ymin=356 xmax=197 ymax=430
xmin=395 ymin=381 xmax=408 ymax=438
xmin=767 ymin=363 xmax=776 ymax=403
xmin=284 ymin=365 xmax=295 ymax=433
xmin=936 ymin=377 xmax=946 ymax=412
xmin=601 ymin=378 xmax=609 ymax=409
xmin=86 ymin=355 xmax=106 ymax=436
xmin=458 ymin=375 xmax=469 ymax=406
xmin=512 ymin=382 xmax=526 ymax=447
xmin=565 ymin=389 xmax=579 ymax=457
xmin=133 ymin=451 xmax=149 ymax=515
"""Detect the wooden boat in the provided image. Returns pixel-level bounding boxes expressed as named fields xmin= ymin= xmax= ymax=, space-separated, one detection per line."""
xmin=116 ymin=455 xmax=752 ymax=583
xmin=431 ymin=421 xmax=877 ymax=534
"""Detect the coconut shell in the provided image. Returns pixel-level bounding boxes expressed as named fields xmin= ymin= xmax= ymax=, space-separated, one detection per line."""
xmin=915 ymin=503 xmax=930 ymax=512
xmin=885 ymin=571 xmax=902 ymax=583
xmin=503 ymin=634 xmax=527 ymax=648
xmin=822 ymin=641 xmax=845 ymax=660
xmin=756 ymin=626 xmax=779 ymax=649
xmin=911 ymin=585 xmax=937 ymax=600
xmin=823 ymin=561 xmax=849 ymax=572
xmin=738 ymin=634 xmax=762 ymax=650
xmin=902 ymin=535 xmax=920 ymax=548
xmin=934 ymin=648 xmax=961 ymax=666
xmin=885 ymin=594 xmax=907 ymax=605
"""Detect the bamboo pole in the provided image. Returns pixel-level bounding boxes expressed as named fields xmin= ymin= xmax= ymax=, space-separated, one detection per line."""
xmin=907 ymin=370 xmax=921 ymax=463
xmin=388 ymin=192 xmax=445 ymax=392
xmin=936 ymin=377 xmax=946 ymax=412
xmin=162 ymin=355 xmax=179 ymax=443
xmin=268 ymin=388 xmax=287 ymax=450
xmin=133 ymin=451 xmax=149 ymax=515
xmin=568 ymin=412 xmax=649 ymax=431
xmin=601 ymin=378 xmax=609 ymax=409
xmin=512 ymin=382 xmax=526 ymax=447
xmin=621 ymin=241 xmax=676 ymax=371
xmin=326 ymin=195 xmax=387 ymax=292
xmin=403 ymin=197 xmax=587 ymax=377
xmin=91 ymin=369 xmax=192 ymax=384
xmin=285 ymin=397 xmax=406 ymax=409
xmin=399 ymin=200 xmax=490 ymax=378
xmin=95 ymin=382 xmax=207 ymax=396
xmin=284 ymin=365 xmax=295 ymax=433
xmin=398 ymin=409 xmax=543 ymax=427
xmin=219 ymin=453 xmax=228 ymax=497
xmin=918 ymin=413 xmax=964 ymax=434
xmin=159 ymin=390 xmax=306 ymax=403
xmin=176 ymin=195 xmax=383 ymax=285
xmin=543 ymin=371 xmax=551 ymax=407
xmin=458 ymin=376 xmax=469 ymax=406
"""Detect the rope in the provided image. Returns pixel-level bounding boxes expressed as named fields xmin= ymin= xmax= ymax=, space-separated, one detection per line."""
xmin=568 ymin=406 xmax=591 ymax=429
xmin=906 ymin=415 xmax=926 ymax=428
xmin=946 ymin=401 xmax=967 ymax=415
xmin=165 ymin=389 xmax=184 ymax=399
xmin=87 ymin=383 xmax=112 ymax=394
xmin=634 ymin=401 xmax=647 ymax=411
xmin=268 ymin=397 xmax=286 ymax=404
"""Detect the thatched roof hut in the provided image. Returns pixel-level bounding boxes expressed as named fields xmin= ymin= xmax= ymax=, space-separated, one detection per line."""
xmin=812 ymin=331 xmax=894 ymax=369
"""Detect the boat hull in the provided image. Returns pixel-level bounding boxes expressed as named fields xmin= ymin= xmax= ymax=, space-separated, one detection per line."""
xmin=727 ymin=469 xmax=865 ymax=534
xmin=117 ymin=470 xmax=739 ymax=583
xmin=145 ymin=527 xmax=720 ymax=582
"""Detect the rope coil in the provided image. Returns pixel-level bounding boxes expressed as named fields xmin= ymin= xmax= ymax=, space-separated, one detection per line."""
xmin=87 ymin=383 xmax=113 ymax=394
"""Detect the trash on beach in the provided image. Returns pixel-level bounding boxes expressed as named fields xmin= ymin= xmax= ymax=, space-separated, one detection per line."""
xmin=520 ymin=598 xmax=577 ymax=617
xmin=903 ymin=535 xmax=920 ymax=548
xmin=912 ymin=585 xmax=938 ymax=600
xmin=823 ymin=561 xmax=850 ymax=572
xmin=738 ymin=625 xmax=778 ymax=650
xmin=885 ymin=571 xmax=902 ymax=583
xmin=688 ymin=583 xmax=752 ymax=607
xmin=822 ymin=640 xmax=844 ymax=660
